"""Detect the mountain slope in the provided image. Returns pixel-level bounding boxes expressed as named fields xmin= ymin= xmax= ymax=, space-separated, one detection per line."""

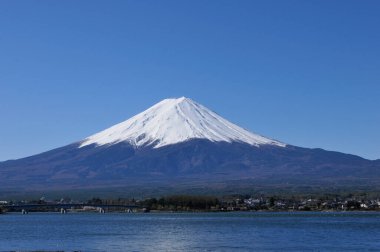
xmin=0 ymin=97 xmax=379 ymax=193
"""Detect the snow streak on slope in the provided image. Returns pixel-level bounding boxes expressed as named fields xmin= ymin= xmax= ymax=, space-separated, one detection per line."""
xmin=79 ymin=97 xmax=286 ymax=149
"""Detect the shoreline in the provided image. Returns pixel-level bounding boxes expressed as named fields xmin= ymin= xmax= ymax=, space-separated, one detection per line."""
xmin=2 ymin=209 xmax=380 ymax=214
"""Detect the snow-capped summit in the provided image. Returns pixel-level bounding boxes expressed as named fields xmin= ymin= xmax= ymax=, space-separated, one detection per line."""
xmin=79 ymin=97 xmax=286 ymax=149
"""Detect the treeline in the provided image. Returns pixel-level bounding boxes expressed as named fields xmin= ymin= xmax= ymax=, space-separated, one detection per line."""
xmin=141 ymin=195 xmax=219 ymax=211
xmin=86 ymin=195 xmax=219 ymax=211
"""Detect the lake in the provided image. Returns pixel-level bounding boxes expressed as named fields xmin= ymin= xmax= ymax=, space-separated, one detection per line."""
xmin=0 ymin=212 xmax=379 ymax=251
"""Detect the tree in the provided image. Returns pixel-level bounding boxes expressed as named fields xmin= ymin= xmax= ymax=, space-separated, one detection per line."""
xmin=269 ymin=197 xmax=275 ymax=207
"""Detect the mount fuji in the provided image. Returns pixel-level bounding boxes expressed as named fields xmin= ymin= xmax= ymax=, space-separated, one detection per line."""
xmin=1 ymin=97 xmax=379 ymax=194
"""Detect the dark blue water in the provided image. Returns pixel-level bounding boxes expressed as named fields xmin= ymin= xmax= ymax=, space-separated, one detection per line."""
xmin=0 ymin=212 xmax=379 ymax=251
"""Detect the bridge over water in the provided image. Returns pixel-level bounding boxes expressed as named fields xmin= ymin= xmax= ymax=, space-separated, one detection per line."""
xmin=2 ymin=203 xmax=139 ymax=214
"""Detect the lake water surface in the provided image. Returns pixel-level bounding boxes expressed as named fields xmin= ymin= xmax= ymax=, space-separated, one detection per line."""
xmin=0 ymin=212 xmax=379 ymax=251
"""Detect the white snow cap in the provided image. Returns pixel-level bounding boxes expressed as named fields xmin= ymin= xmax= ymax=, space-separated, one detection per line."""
xmin=79 ymin=97 xmax=286 ymax=149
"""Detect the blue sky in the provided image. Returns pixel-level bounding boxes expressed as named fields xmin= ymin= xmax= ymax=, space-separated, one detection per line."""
xmin=0 ymin=0 xmax=379 ymax=161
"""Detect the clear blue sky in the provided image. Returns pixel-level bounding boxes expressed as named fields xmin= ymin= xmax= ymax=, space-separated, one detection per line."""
xmin=0 ymin=0 xmax=379 ymax=161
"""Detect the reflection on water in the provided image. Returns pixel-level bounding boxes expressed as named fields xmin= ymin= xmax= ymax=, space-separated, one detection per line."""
xmin=0 ymin=212 xmax=380 ymax=251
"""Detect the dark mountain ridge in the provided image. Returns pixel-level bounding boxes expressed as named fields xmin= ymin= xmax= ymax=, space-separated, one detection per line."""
xmin=1 ymin=139 xmax=379 ymax=191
